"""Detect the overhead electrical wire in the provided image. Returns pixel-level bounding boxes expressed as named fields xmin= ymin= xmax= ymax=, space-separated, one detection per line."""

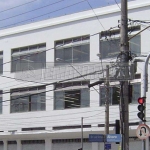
xmin=0 ymin=0 xmax=38 ymax=13
xmin=0 ymin=109 xmax=140 ymax=127
xmin=85 ymin=0 xmax=105 ymax=30
xmin=0 ymin=0 xmax=88 ymax=29
xmin=0 ymin=0 xmax=65 ymax=22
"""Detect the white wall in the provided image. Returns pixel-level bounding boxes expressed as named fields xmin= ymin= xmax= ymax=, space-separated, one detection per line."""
xmin=0 ymin=0 xmax=149 ymax=147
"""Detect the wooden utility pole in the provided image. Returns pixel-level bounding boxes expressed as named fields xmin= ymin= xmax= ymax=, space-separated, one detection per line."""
xmin=81 ymin=117 xmax=83 ymax=150
xmin=105 ymin=65 xmax=109 ymax=135
xmin=104 ymin=65 xmax=109 ymax=150
xmin=120 ymin=0 xmax=129 ymax=150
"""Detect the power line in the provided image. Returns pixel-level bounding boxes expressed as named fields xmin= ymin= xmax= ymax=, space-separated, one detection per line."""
xmin=85 ymin=0 xmax=105 ymax=30
xmin=114 ymin=0 xmax=121 ymax=10
xmin=0 ymin=0 xmax=38 ymax=13
xmin=0 ymin=0 xmax=87 ymax=29
xmin=0 ymin=69 xmax=105 ymax=101
xmin=0 ymin=0 xmax=64 ymax=22
xmin=0 ymin=108 xmax=139 ymax=126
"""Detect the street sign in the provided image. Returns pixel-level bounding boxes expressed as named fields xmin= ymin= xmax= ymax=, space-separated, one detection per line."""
xmin=136 ymin=124 xmax=150 ymax=140
xmin=89 ymin=134 xmax=104 ymax=142
xmin=106 ymin=134 xmax=122 ymax=142
xmin=105 ymin=143 xmax=111 ymax=149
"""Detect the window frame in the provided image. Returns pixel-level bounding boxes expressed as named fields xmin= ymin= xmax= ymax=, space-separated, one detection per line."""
xmin=54 ymin=35 xmax=90 ymax=66
xmin=100 ymin=35 xmax=141 ymax=59
xmin=10 ymin=86 xmax=46 ymax=113
xmin=54 ymin=81 xmax=90 ymax=110
xmin=99 ymin=80 xmax=141 ymax=106
xmin=11 ymin=43 xmax=46 ymax=72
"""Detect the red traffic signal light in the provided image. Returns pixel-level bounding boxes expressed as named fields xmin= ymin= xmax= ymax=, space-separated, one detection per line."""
xmin=138 ymin=97 xmax=145 ymax=104
xmin=137 ymin=97 xmax=146 ymax=122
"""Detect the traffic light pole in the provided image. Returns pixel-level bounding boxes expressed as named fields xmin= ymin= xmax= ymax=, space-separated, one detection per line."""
xmin=142 ymin=53 xmax=150 ymax=150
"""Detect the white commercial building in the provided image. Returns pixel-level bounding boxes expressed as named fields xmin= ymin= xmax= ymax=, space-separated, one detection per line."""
xmin=0 ymin=0 xmax=149 ymax=150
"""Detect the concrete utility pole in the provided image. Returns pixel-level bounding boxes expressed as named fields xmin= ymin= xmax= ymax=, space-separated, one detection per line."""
xmin=120 ymin=0 xmax=129 ymax=150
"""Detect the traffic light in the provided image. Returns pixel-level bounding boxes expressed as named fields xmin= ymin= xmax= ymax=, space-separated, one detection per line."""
xmin=137 ymin=97 xmax=146 ymax=122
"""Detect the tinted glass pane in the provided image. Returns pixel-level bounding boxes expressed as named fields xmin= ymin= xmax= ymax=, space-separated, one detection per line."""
xmin=64 ymin=47 xmax=72 ymax=63
xmin=73 ymin=44 xmax=89 ymax=63
xmin=11 ymin=46 xmax=46 ymax=72
xmin=100 ymin=39 xmax=120 ymax=59
xmin=130 ymin=35 xmax=141 ymax=56
xmin=55 ymin=49 xmax=64 ymax=65
xmin=81 ymin=89 xmax=90 ymax=107
xmin=54 ymin=91 xmax=64 ymax=110
xmin=20 ymin=57 xmax=28 ymax=71
xmin=12 ymin=56 xmax=20 ymax=72
xmin=31 ymin=93 xmax=45 ymax=111
xmin=65 ymin=90 xmax=80 ymax=108
xmin=132 ymin=83 xmax=141 ymax=104
xmin=0 ymin=96 xmax=2 ymax=114
xmin=0 ymin=59 xmax=3 ymax=74
xmin=11 ymin=96 xmax=29 ymax=113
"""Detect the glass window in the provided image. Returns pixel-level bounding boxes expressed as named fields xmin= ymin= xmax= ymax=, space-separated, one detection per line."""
xmin=0 ymin=91 xmax=2 ymax=114
xmin=10 ymin=86 xmax=46 ymax=113
xmin=55 ymin=36 xmax=90 ymax=65
xmin=100 ymin=83 xmax=141 ymax=105
xmin=54 ymin=81 xmax=90 ymax=110
xmin=100 ymin=35 xmax=141 ymax=59
xmin=132 ymin=83 xmax=141 ymax=104
xmin=0 ymin=52 xmax=3 ymax=74
xmin=11 ymin=44 xmax=46 ymax=72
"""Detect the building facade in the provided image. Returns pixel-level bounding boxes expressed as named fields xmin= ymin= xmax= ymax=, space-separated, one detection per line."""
xmin=0 ymin=0 xmax=150 ymax=149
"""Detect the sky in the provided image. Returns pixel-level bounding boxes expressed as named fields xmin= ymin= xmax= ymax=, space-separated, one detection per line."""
xmin=0 ymin=0 xmax=125 ymax=29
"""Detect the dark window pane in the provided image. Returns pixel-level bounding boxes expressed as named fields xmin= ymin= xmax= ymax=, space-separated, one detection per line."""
xmin=54 ymin=81 xmax=89 ymax=110
xmin=11 ymin=56 xmax=20 ymax=72
xmin=11 ymin=96 xmax=29 ymax=113
xmin=132 ymin=83 xmax=141 ymax=104
xmin=100 ymin=39 xmax=120 ymax=59
xmin=100 ymin=83 xmax=140 ymax=106
xmin=11 ymin=44 xmax=46 ymax=72
xmin=65 ymin=90 xmax=80 ymax=108
xmin=54 ymin=91 xmax=64 ymax=110
xmin=73 ymin=44 xmax=89 ymax=63
xmin=0 ymin=58 xmax=3 ymax=74
xmin=81 ymin=89 xmax=90 ymax=107
xmin=55 ymin=49 xmax=64 ymax=65
xmin=64 ymin=47 xmax=72 ymax=63
xmin=55 ymin=36 xmax=90 ymax=66
xmin=0 ymin=96 xmax=2 ymax=114
xmin=100 ymin=36 xmax=141 ymax=59
xmin=31 ymin=93 xmax=45 ymax=111
xmin=130 ymin=35 xmax=141 ymax=56
xmin=10 ymin=86 xmax=46 ymax=113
